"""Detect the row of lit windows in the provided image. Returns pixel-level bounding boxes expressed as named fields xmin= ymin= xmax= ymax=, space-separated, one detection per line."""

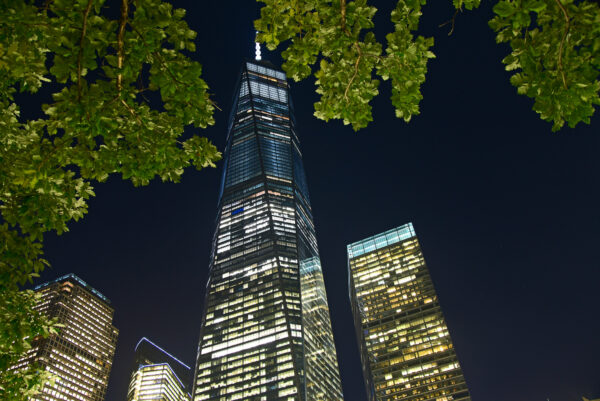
xmin=28 ymin=280 xmax=117 ymax=401
xmin=299 ymin=258 xmax=344 ymax=400
xmin=196 ymin=64 xmax=341 ymax=400
xmin=349 ymin=238 xmax=468 ymax=401
xmin=246 ymin=62 xmax=286 ymax=80
xmin=238 ymin=79 xmax=288 ymax=104
xmin=128 ymin=365 xmax=189 ymax=401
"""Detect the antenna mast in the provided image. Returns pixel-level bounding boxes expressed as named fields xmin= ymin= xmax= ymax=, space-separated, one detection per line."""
xmin=255 ymin=32 xmax=262 ymax=61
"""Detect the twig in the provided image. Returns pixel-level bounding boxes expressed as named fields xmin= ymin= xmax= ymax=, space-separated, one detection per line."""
xmin=210 ymin=98 xmax=222 ymax=111
xmin=439 ymin=8 xmax=460 ymax=36
xmin=13 ymin=22 xmax=51 ymax=28
xmin=43 ymin=0 xmax=54 ymax=13
xmin=120 ymin=99 xmax=144 ymax=141
xmin=105 ymin=94 xmax=121 ymax=108
xmin=77 ymin=0 xmax=94 ymax=101
xmin=344 ymin=43 xmax=362 ymax=101
xmin=554 ymin=0 xmax=570 ymax=89
xmin=127 ymin=22 xmax=182 ymax=85
xmin=339 ymin=0 xmax=362 ymax=102
xmin=117 ymin=0 xmax=129 ymax=93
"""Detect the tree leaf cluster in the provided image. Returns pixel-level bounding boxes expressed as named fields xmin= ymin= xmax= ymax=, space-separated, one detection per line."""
xmin=490 ymin=0 xmax=600 ymax=131
xmin=0 ymin=288 xmax=60 ymax=401
xmin=255 ymin=0 xmax=600 ymax=131
xmin=256 ymin=0 xmax=382 ymax=130
xmin=0 ymin=0 xmax=221 ymax=396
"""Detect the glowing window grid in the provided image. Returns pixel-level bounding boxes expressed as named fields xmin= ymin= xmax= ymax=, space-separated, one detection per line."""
xmin=14 ymin=275 xmax=118 ymax=401
xmin=192 ymin=61 xmax=343 ymax=401
xmin=347 ymin=224 xmax=471 ymax=401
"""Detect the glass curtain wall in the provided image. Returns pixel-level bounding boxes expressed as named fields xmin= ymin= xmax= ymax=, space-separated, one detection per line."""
xmin=347 ymin=224 xmax=470 ymax=401
xmin=192 ymin=61 xmax=343 ymax=401
xmin=10 ymin=274 xmax=118 ymax=401
xmin=127 ymin=338 xmax=191 ymax=401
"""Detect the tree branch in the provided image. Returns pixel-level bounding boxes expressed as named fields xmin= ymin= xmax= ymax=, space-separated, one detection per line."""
xmin=340 ymin=0 xmax=347 ymax=34
xmin=77 ymin=0 xmax=94 ymax=101
xmin=554 ymin=0 xmax=570 ymax=89
xmin=439 ymin=8 xmax=460 ymax=36
xmin=117 ymin=0 xmax=129 ymax=93
xmin=340 ymin=0 xmax=362 ymax=101
xmin=344 ymin=43 xmax=362 ymax=101
xmin=43 ymin=0 xmax=54 ymax=13
xmin=120 ymin=99 xmax=144 ymax=140
xmin=339 ymin=0 xmax=362 ymax=102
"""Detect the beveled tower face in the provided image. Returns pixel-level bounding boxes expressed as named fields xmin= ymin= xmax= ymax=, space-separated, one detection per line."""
xmin=13 ymin=274 xmax=119 ymax=401
xmin=347 ymin=224 xmax=470 ymax=401
xmin=192 ymin=61 xmax=343 ymax=401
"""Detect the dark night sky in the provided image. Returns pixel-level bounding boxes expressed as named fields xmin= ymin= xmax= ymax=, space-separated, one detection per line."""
xmin=35 ymin=1 xmax=599 ymax=401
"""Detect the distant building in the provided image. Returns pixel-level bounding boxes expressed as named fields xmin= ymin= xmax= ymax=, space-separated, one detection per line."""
xmin=347 ymin=223 xmax=471 ymax=401
xmin=127 ymin=337 xmax=191 ymax=401
xmin=12 ymin=273 xmax=118 ymax=401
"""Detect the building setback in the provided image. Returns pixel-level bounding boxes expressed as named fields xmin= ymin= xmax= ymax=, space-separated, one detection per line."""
xmin=127 ymin=337 xmax=191 ymax=401
xmin=192 ymin=59 xmax=343 ymax=401
xmin=347 ymin=224 xmax=470 ymax=401
xmin=12 ymin=273 xmax=118 ymax=401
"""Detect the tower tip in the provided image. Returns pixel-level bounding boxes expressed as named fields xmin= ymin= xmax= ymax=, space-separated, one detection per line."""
xmin=255 ymin=32 xmax=261 ymax=61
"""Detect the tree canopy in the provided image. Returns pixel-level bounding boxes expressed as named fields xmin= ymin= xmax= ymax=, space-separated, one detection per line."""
xmin=0 ymin=0 xmax=220 ymax=397
xmin=255 ymin=0 xmax=600 ymax=131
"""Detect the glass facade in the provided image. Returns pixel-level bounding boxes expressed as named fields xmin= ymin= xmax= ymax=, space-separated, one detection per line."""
xmin=128 ymin=365 xmax=190 ymax=401
xmin=11 ymin=274 xmax=118 ymax=401
xmin=347 ymin=224 xmax=470 ymax=401
xmin=192 ymin=60 xmax=343 ymax=401
xmin=127 ymin=338 xmax=191 ymax=401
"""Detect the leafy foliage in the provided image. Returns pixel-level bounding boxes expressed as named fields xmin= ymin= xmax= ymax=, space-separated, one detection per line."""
xmin=490 ymin=0 xmax=600 ymax=131
xmin=0 ymin=288 xmax=59 ymax=401
xmin=0 ymin=0 xmax=220 ymax=396
xmin=377 ymin=0 xmax=434 ymax=123
xmin=256 ymin=0 xmax=384 ymax=130
xmin=255 ymin=0 xmax=600 ymax=131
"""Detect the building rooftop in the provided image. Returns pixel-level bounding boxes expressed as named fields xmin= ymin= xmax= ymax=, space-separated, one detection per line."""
xmin=347 ymin=223 xmax=417 ymax=259
xmin=34 ymin=273 xmax=110 ymax=304
xmin=134 ymin=337 xmax=191 ymax=390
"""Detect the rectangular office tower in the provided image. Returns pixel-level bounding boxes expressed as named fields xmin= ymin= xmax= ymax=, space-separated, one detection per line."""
xmin=127 ymin=337 xmax=191 ymax=401
xmin=12 ymin=274 xmax=118 ymax=401
xmin=347 ymin=224 xmax=470 ymax=401
xmin=192 ymin=60 xmax=343 ymax=401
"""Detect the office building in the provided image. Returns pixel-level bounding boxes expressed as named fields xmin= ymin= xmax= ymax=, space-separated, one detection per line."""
xmin=127 ymin=337 xmax=191 ymax=401
xmin=192 ymin=59 xmax=343 ymax=401
xmin=12 ymin=273 xmax=118 ymax=401
xmin=347 ymin=224 xmax=470 ymax=401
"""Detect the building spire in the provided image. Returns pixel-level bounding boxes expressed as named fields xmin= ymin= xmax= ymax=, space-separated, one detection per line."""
xmin=254 ymin=31 xmax=261 ymax=61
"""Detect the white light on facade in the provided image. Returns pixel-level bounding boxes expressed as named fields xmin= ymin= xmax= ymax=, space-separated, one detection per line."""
xmin=255 ymin=42 xmax=261 ymax=61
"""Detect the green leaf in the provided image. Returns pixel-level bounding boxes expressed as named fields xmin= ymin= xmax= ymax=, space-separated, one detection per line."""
xmin=493 ymin=1 xmax=516 ymax=17
xmin=524 ymin=0 xmax=547 ymax=13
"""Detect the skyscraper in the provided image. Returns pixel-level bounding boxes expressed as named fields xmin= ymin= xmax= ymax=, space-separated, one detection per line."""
xmin=347 ymin=224 xmax=470 ymax=401
xmin=11 ymin=274 xmax=118 ymax=401
xmin=127 ymin=337 xmax=191 ymax=401
xmin=192 ymin=60 xmax=343 ymax=401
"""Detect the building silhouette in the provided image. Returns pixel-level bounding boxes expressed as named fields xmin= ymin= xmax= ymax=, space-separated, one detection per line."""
xmin=127 ymin=337 xmax=191 ymax=401
xmin=192 ymin=59 xmax=343 ymax=401
xmin=347 ymin=224 xmax=470 ymax=401
xmin=12 ymin=274 xmax=118 ymax=401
